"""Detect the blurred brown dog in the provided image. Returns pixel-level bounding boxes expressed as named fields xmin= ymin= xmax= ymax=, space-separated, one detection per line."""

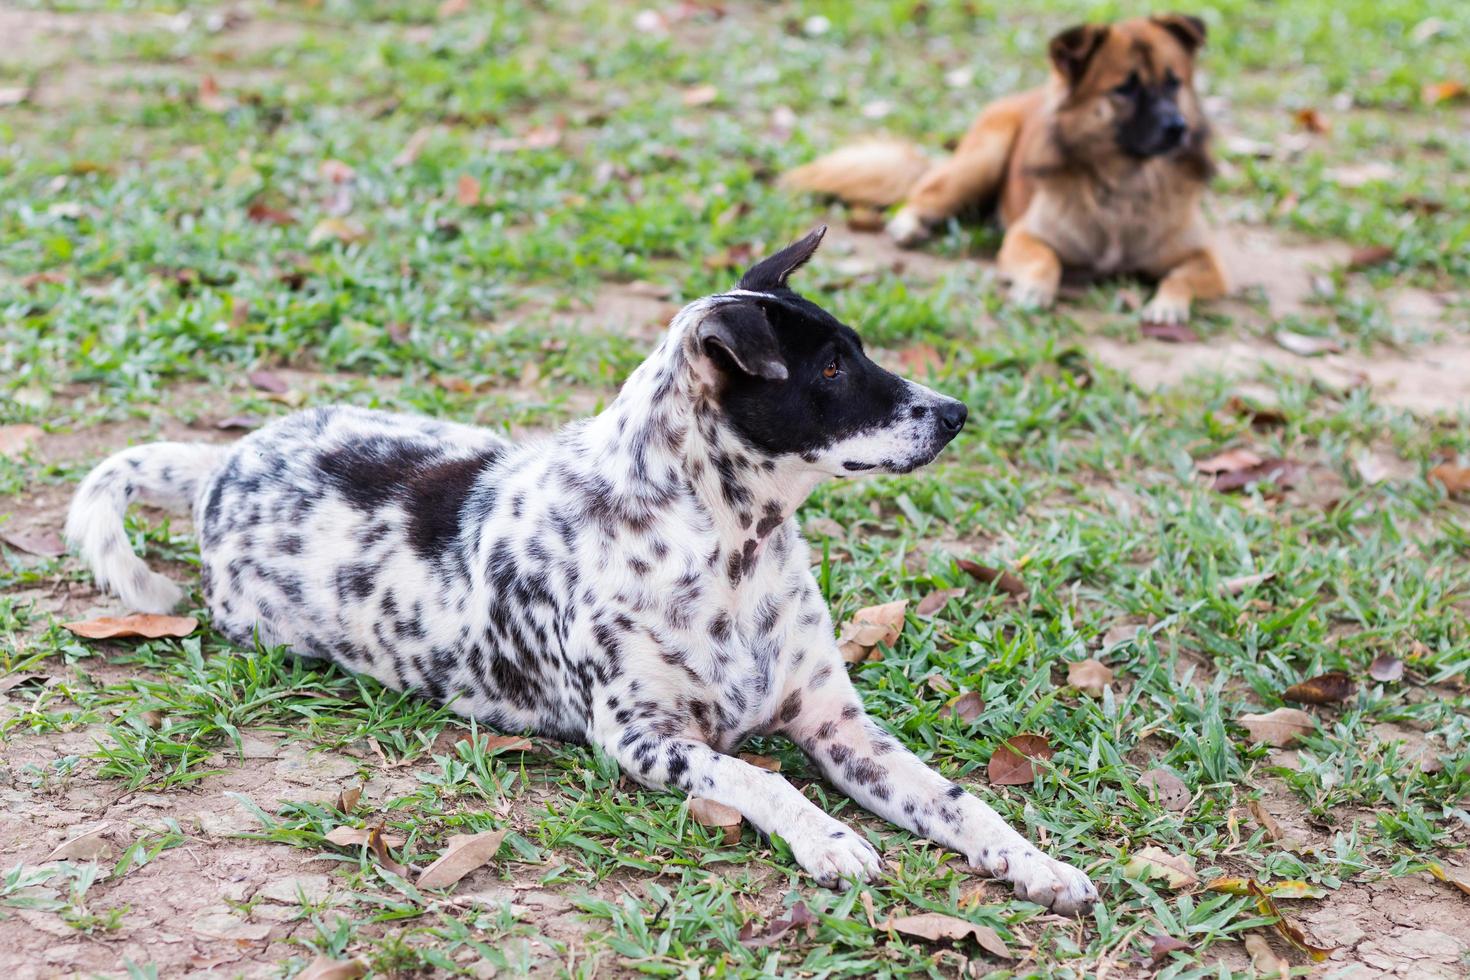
xmin=784 ymin=14 xmax=1226 ymax=324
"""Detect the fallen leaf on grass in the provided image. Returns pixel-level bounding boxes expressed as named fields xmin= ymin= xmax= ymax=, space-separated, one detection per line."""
xmin=336 ymin=785 xmax=361 ymax=813
xmin=198 ymin=75 xmax=231 ymax=112
xmin=1149 ymin=934 xmax=1194 ymax=964
xmin=837 ymin=599 xmax=908 ymax=663
xmin=882 ymin=913 xmax=1011 ymax=959
xmin=319 ymin=159 xmax=356 ymax=183
xmin=688 ymin=798 xmax=743 ymax=845
xmin=324 ymin=825 xmax=407 ymax=875
xmin=1225 ymin=396 xmax=1287 ymax=428
xmin=1195 ymin=451 xmax=1300 ymax=494
xmin=455 ymin=174 xmax=482 ymax=206
xmin=63 ymin=615 xmax=197 ymax=640
xmin=939 ymin=691 xmax=985 ymax=724
xmin=1247 ymin=879 xmax=1336 ymax=962
xmin=738 ymin=753 xmax=781 ymax=772
xmin=987 ymin=734 xmax=1052 ymax=786
xmin=46 ymin=827 xmax=116 ymax=862
xmin=298 ymin=956 xmax=367 ymax=980
xmin=1238 ymin=708 xmax=1315 ymax=747
xmin=1221 ymin=571 xmax=1274 ymax=595
xmin=245 ymin=200 xmax=295 ymax=226
xmin=393 ymin=127 xmax=435 ymax=167
xmin=955 ymin=559 xmax=1027 ymax=600
xmin=1208 ymin=877 xmax=1325 ymax=899
xmin=1244 ymin=933 xmax=1290 ymax=978
xmin=1421 ymin=80 xmax=1467 ymax=106
xmin=1348 ymin=245 xmax=1394 ymax=269
xmin=1138 ymin=769 xmax=1190 ymax=811
xmin=1 ymin=529 xmax=65 ymax=558
xmin=1425 ymin=861 xmax=1470 ymax=897
xmin=308 ymin=217 xmax=369 ymax=247
xmin=915 ymin=587 xmax=966 ymax=617
xmin=1124 ymin=846 xmax=1198 ymax=889
xmin=1283 ymin=671 xmax=1355 ymax=705
xmin=1274 ymin=330 xmax=1343 ymax=357
xmin=1247 ymin=799 xmax=1287 ymax=843
xmin=681 ymin=84 xmax=719 ymax=107
xmin=1195 ymin=448 xmax=1262 ymax=474
xmin=1141 ymin=321 xmax=1201 ymax=343
xmin=739 ymin=902 xmax=815 ymax=947
xmin=1066 ymin=659 xmax=1113 ymax=696
xmin=0 ymin=424 xmax=43 ymax=459
xmin=1292 ymin=107 xmax=1330 ymax=133
xmin=215 ymin=415 xmax=263 ymax=431
xmin=247 ymin=369 xmax=289 ymax=394
xmin=0 ymin=673 xmax=48 ymax=695
xmin=1428 ymin=464 xmax=1470 ymax=496
xmin=417 ymin=829 xmax=508 ymax=890
xmin=1368 ymin=654 xmax=1404 ymax=683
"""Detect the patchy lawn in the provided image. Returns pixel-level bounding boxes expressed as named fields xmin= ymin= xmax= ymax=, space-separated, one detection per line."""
xmin=2 ymin=0 xmax=1468 ymax=977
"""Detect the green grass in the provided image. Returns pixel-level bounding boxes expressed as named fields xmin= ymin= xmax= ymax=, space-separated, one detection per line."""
xmin=2 ymin=0 xmax=1468 ymax=976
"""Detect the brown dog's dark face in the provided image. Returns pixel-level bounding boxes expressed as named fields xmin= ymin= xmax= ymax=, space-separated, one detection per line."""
xmin=1047 ymin=14 xmax=1208 ymax=163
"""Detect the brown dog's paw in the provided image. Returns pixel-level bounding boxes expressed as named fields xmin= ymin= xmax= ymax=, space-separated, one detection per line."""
xmin=885 ymin=208 xmax=931 ymax=248
xmin=1140 ymin=293 xmax=1192 ymax=325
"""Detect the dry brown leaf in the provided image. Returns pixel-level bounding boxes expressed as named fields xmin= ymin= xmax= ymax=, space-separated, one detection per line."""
xmin=0 ymin=424 xmax=43 ymax=459
xmin=987 ymin=734 xmax=1052 ymax=786
xmin=1274 ymin=330 xmax=1343 ymax=357
xmin=246 ymin=200 xmax=295 ymax=226
xmin=739 ymin=902 xmax=815 ymax=947
xmin=1247 ymin=880 xmax=1335 ymax=961
xmin=1141 ymin=321 xmax=1201 ymax=342
xmin=738 ymin=753 xmax=781 ymax=772
xmin=2 ymin=529 xmax=65 ymax=558
xmin=1196 ymin=451 xmax=1301 ymax=494
xmin=324 ymin=825 xmax=407 ymax=875
xmin=63 ymin=614 xmax=197 ymax=640
xmin=681 ymin=84 xmax=719 ymax=107
xmin=1244 ymin=933 xmax=1289 ymax=978
xmin=1239 ymin=708 xmax=1315 ymax=747
xmin=1208 ymin=877 xmax=1325 ymax=899
xmin=883 ymin=912 xmax=1011 ymax=959
xmin=336 ymin=785 xmax=362 ymax=813
xmin=1195 ymin=448 xmax=1262 ymax=474
xmin=1221 ymin=571 xmax=1275 ymax=595
xmin=1283 ymin=671 xmax=1355 ymax=705
xmin=939 ymin=691 xmax=985 ymax=724
xmin=1292 ymin=107 xmax=1330 ymax=133
xmin=247 ymin=369 xmax=289 ymax=394
xmin=1428 ymin=464 xmax=1470 ymax=495
xmin=393 ymin=127 xmax=435 ymax=167
xmin=1066 ymin=659 xmax=1113 ymax=696
xmin=1426 ymin=862 xmax=1470 ymax=897
xmin=1368 ymin=654 xmax=1404 ymax=683
xmin=455 ymin=174 xmax=482 ymax=207
xmin=198 ymin=75 xmax=231 ymax=112
xmin=955 ymin=559 xmax=1027 ymax=600
xmin=1149 ymin=934 xmax=1194 ymax=964
xmin=688 ymin=797 xmax=743 ymax=845
xmin=417 ymin=829 xmax=508 ymax=890
xmin=915 ymin=587 xmax=966 ymax=617
xmin=46 ymin=827 xmax=116 ymax=862
xmin=1247 ymin=799 xmax=1286 ymax=842
xmin=837 ymin=599 xmax=908 ymax=662
xmin=1348 ymin=244 xmax=1394 ymax=269
xmin=0 ymin=673 xmax=48 ymax=695
xmin=1225 ymin=396 xmax=1287 ymax=428
xmin=1124 ymin=846 xmax=1199 ymax=889
xmin=298 ymin=956 xmax=367 ymax=980
xmin=1421 ymin=80 xmax=1467 ymax=106
xmin=215 ymin=415 xmax=263 ymax=431
xmin=308 ymin=217 xmax=369 ymax=247
xmin=1138 ymin=769 xmax=1190 ymax=811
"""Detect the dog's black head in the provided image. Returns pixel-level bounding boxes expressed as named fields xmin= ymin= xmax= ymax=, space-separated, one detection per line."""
xmin=688 ymin=227 xmax=967 ymax=475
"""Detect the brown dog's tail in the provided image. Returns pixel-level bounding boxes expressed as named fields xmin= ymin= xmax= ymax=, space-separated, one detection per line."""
xmin=780 ymin=140 xmax=932 ymax=207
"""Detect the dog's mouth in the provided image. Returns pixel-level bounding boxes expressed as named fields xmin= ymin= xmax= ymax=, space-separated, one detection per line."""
xmin=834 ymin=395 xmax=968 ymax=476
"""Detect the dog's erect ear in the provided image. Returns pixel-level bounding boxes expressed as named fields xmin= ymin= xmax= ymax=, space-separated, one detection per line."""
xmin=696 ymin=302 xmax=788 ymax=381
xmin=1152 ymin=13 xmax=1207 ymax=55
xmin=1048 ymin=23 xmax=1110 ymax=88
xmin=738 ymin=226 xmax=827 ymax=292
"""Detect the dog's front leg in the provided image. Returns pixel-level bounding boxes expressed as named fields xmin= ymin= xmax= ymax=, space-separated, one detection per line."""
xmin=997 ymin=226 xmax=1063 ymax=310
xmin=596 ymin=722 xmax=882 ymax=888
xmin=1140 ymin=247 xmax=1228 ymax=325
xmin=779 ymin=667 xmax=1098 ymax=915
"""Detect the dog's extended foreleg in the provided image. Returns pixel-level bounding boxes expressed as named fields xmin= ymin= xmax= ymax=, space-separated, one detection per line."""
xmin=598 ymin=723 xmax=882 ymax=888
xmin=779 ymin=670 xmax=1098 ymax=914
xmin=1141 ymin=247 xmax=1228 ymax=325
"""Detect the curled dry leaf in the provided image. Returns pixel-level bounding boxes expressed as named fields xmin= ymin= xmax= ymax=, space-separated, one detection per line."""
xmin=308 ymin=217 xmax=369 ymax=247
xmin=1066 ymin=658 xmax=1113 ymax=696
xmin=987 ymin=734 xmax=1052 ymax=786
xmin=688 ymin=797 xmax=743 ymax=845
xmin=837 ymin=599 xmax=908 ymax=663
xmin=1274 ymin=330 xmax=1343 ymax=357
xmin=245 ymin=200 xmax=295 ymax=226
xmin=1124 ymin=846 xmax=1198 ymax=889
xmin=0 ymin=673 xmax=48 ymax=695
xmin=1348 ymin=244 xmax=1394 ymax=269
xmin=1428 ymin=463 xmax=1470 ymax=496
xmin=1247 ymin=879 xmax=1336 ymax=962
xmin=882 ymin=913 xmax=1011 ymax=959
xmin=247 ymin=369 xmax=289 ymax=394
xmin=1421 ymin=80 xmax=1467 ymax=106
xmin=1208 ymin=877 xmax=1325 ymax=900
xmin=1195 ymin=448 xmax=1262 ymax=474
xmin=1239 ymin=708 xmax=1315 ymax=747
xmin=46 ymin=827 xmax=116 ymax=862
xmin=738 ymin=902 xmax=815 ymax=947
xmin=336 ymin=785 xmax=362 ymax=813
xmin=324 ymin=825 xmax=407 ymax=876
xmin=1141 ymin=321 xmax=1201 ymax=343
xmin=63 ymin=615 xmax=197 ymax=640
xmin=1283 ymin=671 xmax=1355 ymax=705
xmin=0 ymin=424 xmax=43 ymax=459
xmin=1226 ymin=396 xmax=1287 ymax=429
xmin=940 ymin=691 xmax=985 ymax=724
xmin=1247 ymin=799 xmax=1286 ymax=843
xmin=298 ymin=956 xmax=367 ymax=980
xmin=1196 ymin=451 xmax=1301 ymax=494
xmin=738 ymin=753 xmax=781 ymax=772
xmin=1138 ymin=769 xmax=1190 ymax=812
xmin=915 ymin=587 xmax=966 ymax=617
xmin=955 ymin=559 xmax=1027 ymax=600
xmin=417 ymin=829 xmax=508 ymax=890
xmin=1368 ymin=654 xmax=1404 ymax=683
xmin=455 ymin=174 xmax=482 ymax=207
xmin=1149 ymin=934 xmax=1194 ymax=964
xmin=2 ymin=529 xmax=66 ymax=558
xmin=1244 ymin=933 xmax=1290 ymax=978
xmin=1426 ymin=861 xmax=1470 ymax=898
xmin=681 ymin=84 xmax=719 ymax=107
xmin=1221 ymin=571 xmax=1274 ymax=596
xmin=1292 ymin=107 xmax=1330 ymax=133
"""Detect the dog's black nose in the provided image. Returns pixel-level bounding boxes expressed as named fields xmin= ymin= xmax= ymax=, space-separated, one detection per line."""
xmin=938 ymin=401 xmax=967 ymax=434
xmin=1160 ymin=116 xmax=1187 ymax=147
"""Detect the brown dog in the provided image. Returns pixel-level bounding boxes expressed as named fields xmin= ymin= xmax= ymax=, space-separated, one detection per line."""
xmin=784 ymin=14 xmax=1227 ymax=324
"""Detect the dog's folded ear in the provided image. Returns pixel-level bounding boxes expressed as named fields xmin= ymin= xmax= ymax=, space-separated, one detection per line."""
xmin=1048 ymin=23 xmax=1110 ymax=87
xmin=738 ymin=226 xmax=827 ymax=292
xmin=1152 ymin=13 xmax=1206 ymax=54
xmin=696 ymin=302 xmax=788 ymax=381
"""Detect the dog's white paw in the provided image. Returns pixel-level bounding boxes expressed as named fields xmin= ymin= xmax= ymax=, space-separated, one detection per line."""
xmin=886 ymin=208 xmax=930 ymax=248
xmin=1008 ymin=279 xmax=1057 ymax=311
xmin=976 ymin=845 xmax=1098 ymax=916
xmin=788 ymin=816 xmax=883 ymax=889
xmin=1140 ymin=293 xmax=1191 ymax=326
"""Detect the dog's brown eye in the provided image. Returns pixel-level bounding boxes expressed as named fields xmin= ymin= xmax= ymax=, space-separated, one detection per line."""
xmin=822 ymin=358 xmax=840 ymax=380
xmin=1114 ymin=71 xmax=1140 ymax=95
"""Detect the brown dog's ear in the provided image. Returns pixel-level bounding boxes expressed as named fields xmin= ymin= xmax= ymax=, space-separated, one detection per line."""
xmin=1048 ymin=23 xmax=1110 ymax=87
xmin=1152 ymin=13 xmax=1207 ymax=54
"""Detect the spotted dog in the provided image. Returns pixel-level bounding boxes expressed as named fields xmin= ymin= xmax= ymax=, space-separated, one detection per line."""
xmin=68 ymin=228 xmax=1098 ymax=913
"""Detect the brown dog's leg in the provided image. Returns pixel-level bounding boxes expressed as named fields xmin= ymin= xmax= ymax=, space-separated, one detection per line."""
xmin=997 ymin=227 xmax=1063 ymax=309
xmin=1140 ymin=248 xmax=1227 ymax=324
